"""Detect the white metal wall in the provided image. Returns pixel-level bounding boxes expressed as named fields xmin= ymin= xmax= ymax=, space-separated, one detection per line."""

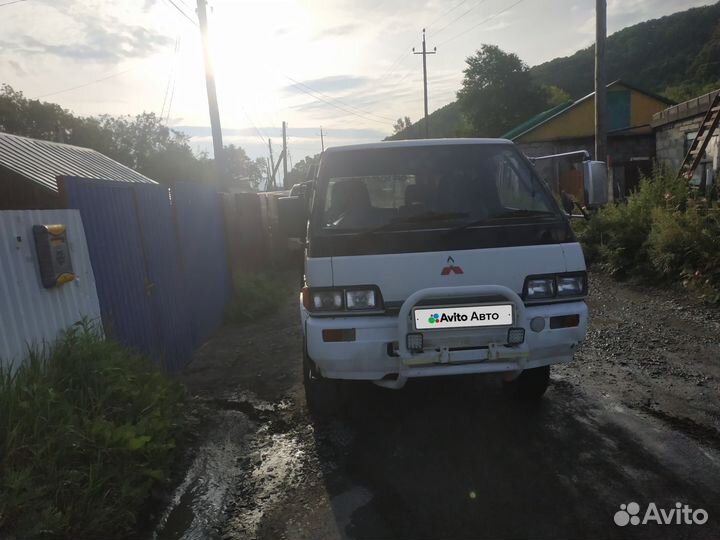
xmin=0 ymin=210 xmax=102 ymax=368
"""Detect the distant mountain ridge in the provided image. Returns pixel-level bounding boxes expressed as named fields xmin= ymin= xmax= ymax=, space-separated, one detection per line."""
xmin=530 ymin=2 xmax=720 ymax=99
xmin=389 ymin=2 xmax=720 ymax=140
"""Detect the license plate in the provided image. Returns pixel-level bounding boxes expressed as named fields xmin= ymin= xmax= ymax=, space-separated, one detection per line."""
xmin=414 ymin=304 xmax=513 ymax=330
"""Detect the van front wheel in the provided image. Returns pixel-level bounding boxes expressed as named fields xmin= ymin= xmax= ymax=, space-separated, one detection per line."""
xmin=502 ymin=365 xmax=550 ymax=400
xmin=303 ymin=343 xmax=341 ymax=416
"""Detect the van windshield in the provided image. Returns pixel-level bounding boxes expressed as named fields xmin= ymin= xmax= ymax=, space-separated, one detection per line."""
xmin=313 ymin=144 xmax=562 ymax=233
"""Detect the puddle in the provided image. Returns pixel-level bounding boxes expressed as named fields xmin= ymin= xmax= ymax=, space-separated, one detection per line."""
xmin=225 ymin=430 xmax=306 ymax=538
xmin=152 ymin=409 xmax=249 ymax=540
xmin=151 ymin=391 xmax=306 ymax=540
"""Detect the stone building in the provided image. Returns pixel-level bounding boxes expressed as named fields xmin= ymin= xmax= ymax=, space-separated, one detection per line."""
xmin=504 ymin=81 xmax=673 ymax=201
xmin=652 ymin=89 xmax=719 ymax=189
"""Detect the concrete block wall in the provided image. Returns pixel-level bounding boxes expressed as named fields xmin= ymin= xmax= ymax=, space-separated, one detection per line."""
xmin=655 ymin=118 xmax=702 ymax=173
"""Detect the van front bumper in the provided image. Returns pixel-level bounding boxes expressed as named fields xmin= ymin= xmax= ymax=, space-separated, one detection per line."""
xmin=303 ymin=285 xmax=587 ymax=386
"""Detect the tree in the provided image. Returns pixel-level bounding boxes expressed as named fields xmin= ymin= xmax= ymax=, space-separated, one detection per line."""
xmin=543 ymin=85 xmax=571 ymax=107
xmin=221 ymin=144 xmax=264 ymax=189
xmin=286 ymin=153 xmax=321 ymax=187
xmin=392 ymin=116 xmax=412 ymax=134
xmin=0 ymin=84 xmax=260 ymax=186
xmin=457 ymin=45 xmax=548 ymax=137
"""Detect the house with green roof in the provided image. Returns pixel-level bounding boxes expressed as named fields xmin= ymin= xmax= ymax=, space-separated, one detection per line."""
xmin=504 ymin=81 xmax=673 ymax=200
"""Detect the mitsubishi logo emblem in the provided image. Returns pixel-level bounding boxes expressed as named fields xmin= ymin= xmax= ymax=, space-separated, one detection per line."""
xmin=441 ymin=256 xmax=464 ymax=275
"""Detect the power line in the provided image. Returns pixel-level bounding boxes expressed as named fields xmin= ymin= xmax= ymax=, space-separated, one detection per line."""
xmin=164 ymin=76 xmax=177 ymax=124
xmin=432 ymin=0 xmax=489 ymax=36
xmin=376 ymin=1 xmax=465 ymax=86
xmin=282 ymin=76 xmax=392 ymax=125
xmin=437 ymin=0 xmax=528 ymax=46
xmin=377 ymin=49 xmax=414 ymax=82
xmin=241 ymin=108 xmax=269 ymax=146
xmin=426 ymin=0 xmax=471 ymax=28
xmin=379 ymin=0 xmax=470 ymax=81
xmin=160 ymin=37 xmax=181 ymax=120
xmin=34 ymin=69 xmax=134 ymax=99
xmin=162 ymin=0 xmax=197 ymax=25
xmin=0 ymin=0 xmax=27 ymax=7
xmin=283 ymin=74 xmax=395 ymax=123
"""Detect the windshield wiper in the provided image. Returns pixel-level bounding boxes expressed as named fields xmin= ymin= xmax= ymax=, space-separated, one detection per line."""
xmin=445 ymin=209 xmax=559 ymax=235
xmin=358 ymin=211 xmax=469 ymax=236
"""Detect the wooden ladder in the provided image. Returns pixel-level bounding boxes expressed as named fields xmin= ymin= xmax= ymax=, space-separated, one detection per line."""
xmin=678 ymin=91 xmax=720 ymax=181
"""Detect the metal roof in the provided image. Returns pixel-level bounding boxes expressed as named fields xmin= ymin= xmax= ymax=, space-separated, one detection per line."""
xmin=503 ymin=80 xmax=675 ymax=141
xmin=502 ymin=100 xmax=575 ymax=141
xmin=0 ymin=132 xmax=157 ymax=193
xmin=325 ymin=138 xmax=512 ymax=153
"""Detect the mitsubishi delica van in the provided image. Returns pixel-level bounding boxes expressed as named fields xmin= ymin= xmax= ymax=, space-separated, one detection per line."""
xmin=293 ymin=139 xmax=589 ymax=412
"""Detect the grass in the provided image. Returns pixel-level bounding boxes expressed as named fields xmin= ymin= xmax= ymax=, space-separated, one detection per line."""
xmin=0 ymin=321 xmax=186 ymax=539
xmin=225 ymin=272 xmax=290 ymax=323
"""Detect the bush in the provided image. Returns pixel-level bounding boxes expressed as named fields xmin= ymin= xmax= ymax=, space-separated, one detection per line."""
xmin=0 ymin=322 xmax=185 ymax=539
xmin=225 ymin=273 xmax=289 ymax=323
xmin=574 ymin=202 xmax=652 ymax=276
xmin=576 ymin=168 xmax=720 ymax=300
xmin=649 ymin=205 xmax=720 ymax=301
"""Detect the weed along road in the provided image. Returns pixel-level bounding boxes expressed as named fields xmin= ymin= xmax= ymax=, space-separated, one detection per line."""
xmin=154 ymin=273 xmax=720 ymax=540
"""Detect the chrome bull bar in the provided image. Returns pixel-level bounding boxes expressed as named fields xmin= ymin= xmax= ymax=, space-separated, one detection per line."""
xmin=396 ymin=285 xmax=529 ymax=369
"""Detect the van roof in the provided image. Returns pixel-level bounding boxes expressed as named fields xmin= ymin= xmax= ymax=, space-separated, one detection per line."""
xmin=324 ymin=138 xmax=512 ymax=154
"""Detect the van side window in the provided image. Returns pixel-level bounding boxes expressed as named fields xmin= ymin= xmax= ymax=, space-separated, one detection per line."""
xmin=495 ymin=152 xmax=544 ymax=210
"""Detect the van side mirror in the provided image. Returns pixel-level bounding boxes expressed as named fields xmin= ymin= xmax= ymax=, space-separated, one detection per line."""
xmin=583 ymin=160 xmax=608 ymax=206
xmin=277 ymin=196 xmax=307 ymax=239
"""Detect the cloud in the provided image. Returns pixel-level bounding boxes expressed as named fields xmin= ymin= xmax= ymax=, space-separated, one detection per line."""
xmin=0 ymin=7 xmax=171 ymax=63
xmin=282 ymin=75 xmax=372 ymax=95
xmin=313 ymin=23 xmax=360 ymax=40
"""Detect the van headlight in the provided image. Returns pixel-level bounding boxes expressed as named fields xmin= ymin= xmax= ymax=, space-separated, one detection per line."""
xmin=525 ymin=278 xmax=556 ymax=299
xmin=523 ymin=272 xmax=587 ymax=300
xmin=557 ymin=275 xmax=586 ymax=297
xmin=311 ymin=289 xmax=343 ymax=310
xmin=346 ymin=288 xmax=377 ymax=310
xmin=302 ymin=285 xmax=383 ymax=312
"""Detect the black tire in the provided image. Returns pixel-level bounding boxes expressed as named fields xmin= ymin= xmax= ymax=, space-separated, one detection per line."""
xmin=502 ymin=365 xmax=550 ymax=400
xmin=303 ymin=340 xmax=342 ymax=417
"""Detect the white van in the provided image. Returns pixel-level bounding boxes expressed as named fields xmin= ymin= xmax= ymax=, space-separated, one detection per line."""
xmin=285 ymin=139 xmax=589 ymax=413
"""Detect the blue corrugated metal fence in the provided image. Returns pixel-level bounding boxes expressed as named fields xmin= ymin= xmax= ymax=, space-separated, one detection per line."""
xmin=60 ymin=176 xmax=230 ymax=371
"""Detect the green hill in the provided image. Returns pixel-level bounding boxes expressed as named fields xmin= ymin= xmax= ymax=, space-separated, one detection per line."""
xmin=530 ymin=2 xmax=720 ymax=99
xmin=389 ymin=2 xmax=720 ymax=140
xmin=386 ymin=102 xmax=466 ymax=140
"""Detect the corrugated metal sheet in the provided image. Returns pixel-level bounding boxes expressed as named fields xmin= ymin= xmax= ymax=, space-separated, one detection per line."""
xmin=0 ymin=209 xmax=102 ymax=368
xmin=172 ymin=182 xmax=231 ymax=350
xmin=0 ymin=131 xmax=157 ymax=193
xmin=62 ymin=178 xmax=159 ymax=360
xmin=133 ymin=184 xmax=195 ymax=371
xmin=62 ymin=177 xmax=230 ymax=372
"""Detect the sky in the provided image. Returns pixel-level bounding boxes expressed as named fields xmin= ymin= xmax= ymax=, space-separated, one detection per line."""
xmin=0 ymin=0 xmax=714 ymax=165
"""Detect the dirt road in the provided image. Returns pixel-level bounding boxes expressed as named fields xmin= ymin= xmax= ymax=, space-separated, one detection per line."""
xmin=152 ymin=272 xmax=720 ymax=540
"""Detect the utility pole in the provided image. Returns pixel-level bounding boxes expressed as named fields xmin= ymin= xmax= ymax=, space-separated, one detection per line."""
xmin=268 ymin=139 xmax=276 ymax=191
xmin=595 ymin=0 xmax=607 ymax=163
xmin=320 ymin=126 xmax=325 ymax=152
xmin=282 ymin=121 xmax=289 ymax=189
xmin=196 ymin=0 xmax=225 ymax=184
xmin=413 ymin=28 xmax=436 ymax=139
